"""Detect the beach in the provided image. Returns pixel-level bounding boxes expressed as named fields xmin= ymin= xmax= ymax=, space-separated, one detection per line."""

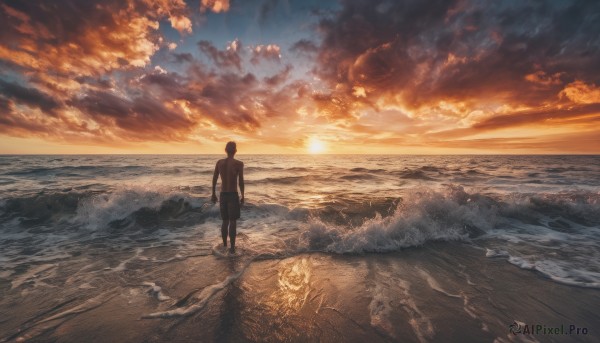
xmin=1 ymin=155 xmax=599 ymax=342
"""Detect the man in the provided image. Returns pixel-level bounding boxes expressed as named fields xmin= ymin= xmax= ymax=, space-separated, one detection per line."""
xmin=212 ymin=141 xmax=244 ymax=253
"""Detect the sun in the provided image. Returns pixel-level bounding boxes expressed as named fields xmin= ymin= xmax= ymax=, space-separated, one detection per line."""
xmin=308 ymin=137 xmax=326 ymax=154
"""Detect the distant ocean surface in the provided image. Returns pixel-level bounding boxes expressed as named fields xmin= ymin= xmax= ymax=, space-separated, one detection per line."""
xmin=1 ymin=155 xmax=599 ymax=342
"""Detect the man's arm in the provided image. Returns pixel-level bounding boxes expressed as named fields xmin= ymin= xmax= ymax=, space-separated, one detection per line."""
xmin=239 ymin=162 xmax=244 ymax=204
xmin=211 ymin=161 xmax=219 ymax=203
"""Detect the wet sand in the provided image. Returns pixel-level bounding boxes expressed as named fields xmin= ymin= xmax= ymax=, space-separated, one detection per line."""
xmin=1 ymin=241 xmax=598 ymax=343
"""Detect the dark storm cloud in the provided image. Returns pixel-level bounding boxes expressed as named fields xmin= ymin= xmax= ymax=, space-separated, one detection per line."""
xmin=314 ymin=0 xmax=600 ymax=114
xmin=0 ymin=79 xmax=61 ymax=114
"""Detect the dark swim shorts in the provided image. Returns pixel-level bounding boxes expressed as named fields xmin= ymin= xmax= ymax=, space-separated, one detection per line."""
xmin=219 ymin=192 xmax=241 ymax=220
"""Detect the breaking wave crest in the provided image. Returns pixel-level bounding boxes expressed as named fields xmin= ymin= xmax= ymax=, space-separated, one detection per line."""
xmin=299 ymin=186 xmax=497 ymax=253
xmin=296 ymin=186 xmax=599 ymax=257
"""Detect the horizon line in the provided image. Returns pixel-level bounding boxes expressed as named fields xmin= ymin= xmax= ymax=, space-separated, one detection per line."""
xmin=1 ymin=153 xmax=599 ymax=156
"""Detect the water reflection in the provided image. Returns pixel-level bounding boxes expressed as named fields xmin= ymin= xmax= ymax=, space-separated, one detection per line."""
xmin=272 ymin=258 xmax=312 ymax=314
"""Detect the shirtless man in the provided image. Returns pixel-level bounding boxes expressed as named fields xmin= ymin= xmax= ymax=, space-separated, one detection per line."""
xmin=212 ymin=141 xmax=244 ymax=253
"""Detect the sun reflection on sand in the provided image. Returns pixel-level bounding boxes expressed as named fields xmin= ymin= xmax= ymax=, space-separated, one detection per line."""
xmin=271 ymin=258 xmax=312 ymax=314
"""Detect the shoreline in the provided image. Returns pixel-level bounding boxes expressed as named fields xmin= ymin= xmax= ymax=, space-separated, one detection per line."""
xmin=2 ymin=242 xmax=598 ymax=342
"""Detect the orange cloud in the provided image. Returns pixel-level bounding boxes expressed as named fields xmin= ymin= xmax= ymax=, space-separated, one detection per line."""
xmin=0 ymin=2 xmax=181 ymax=79
xmin=201 ymin=0 xmax=230 ymax=13
xmin=525 ymin=71 xmax=563 ymax=86
xmin=560 ymin=81 xmax=600 ymax=104
xmin=169 ymin=15 xmax=192 ymax=34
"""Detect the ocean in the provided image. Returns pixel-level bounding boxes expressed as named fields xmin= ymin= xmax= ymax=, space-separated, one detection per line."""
xmin=0 ymin=155 xmax=599 ymax=342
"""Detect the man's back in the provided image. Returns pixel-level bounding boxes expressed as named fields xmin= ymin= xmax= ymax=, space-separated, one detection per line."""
xmin=212 ymin=141 xmax=244 ymax=253
xmin=216 ymin=157 xmax=243 ymax=192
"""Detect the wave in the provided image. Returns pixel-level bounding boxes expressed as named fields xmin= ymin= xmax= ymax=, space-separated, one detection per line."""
xmin=0 ymin=177 xmax=16 ymax=185
xmin=397 ymin=169 xmax=435 ymax=180
xmin=296 ymin=188 xmax=600 ymax=248
xmin=0 ymin=187 xmax=208 ymax=231
xmin=500 ymin=191 xmax=600 ymax=227
xmin=2 ymin=184 xmax=599 ymax=289
xmin=3 ymin=184 xmax=598 ymax=234
xmin=339 ymin=173 xmax=379 ymax=181
xmin=74 ymin=186 xmax=208 ymax=230
xmin=464 ymin=169 xmax=486 ymax=175
xmin=1 ymin=191 xmax=84 ymax=227
xmin=418 ymin=166 xmax=443 ymax=172
xmin=1 ymin=184 xmax=598 ymax=246
xmin=544 ymin=166 xmax=594 ymax=173
xmin=245 ymin=166 xmax=310 ymax=172
xmin=4 ymin=165 xmax=148 ymax=177
xmin=486 ymin=249 xmax=600 ymax=288
xmin=349 ymin=167 xmax=386 ymax=173
xmin=298 ymin=185 xmax=495 ymax=253
xmin=250 ymin=175 xmax=327 ymax=185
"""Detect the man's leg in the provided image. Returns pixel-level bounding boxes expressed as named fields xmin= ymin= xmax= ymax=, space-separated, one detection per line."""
xmin=221 ymin=220 xmax=229 ymax=247
xmin=229 ymin=220 xmax=237 ymax=252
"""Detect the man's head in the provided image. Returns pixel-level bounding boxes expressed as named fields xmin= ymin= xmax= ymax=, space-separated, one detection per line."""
xmin=225 ymin=141 xmax=237 ymax=156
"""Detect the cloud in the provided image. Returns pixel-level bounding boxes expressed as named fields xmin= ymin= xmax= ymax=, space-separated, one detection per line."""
xmin=171 ymin=52 xmax=194 ymax=64
xmin=426 ymin=132 xmax=600 ymax=153
xmin=200 ymin=0 xmax=230 ymax=13
xmin=1 ymin=0 xmax=599 ymax=153
xmin=0 ymin=1 xmax=183 ymax=78
xmin=560 ymin=81 xmax=600 ymax=104
xmin=131 ymin=63 xmax=304 ymax=133
xmin=250 ymin=44 xmax=282 ymax=64
xmin=0 ymin=1 xmax=313 ymax=148
xmin=198 ymin=39 xmax=243 ymax=70
xmin=0 ymin=80 xmax=61 ymax=115
xmin=312 ymin=0 xmax=600 ymax=119
xmin=525 ymin=70 xmax=563 ymax=87
xmin=472 ymin=103 xmax=600 ymax=130
xmin=138 ymin=0 xmax=192 ymax=33
xmin=69 ymin=89 xmax=195 ymax=141
xmin=0 ymin=21 xmax=299 ymax=146
xmin=290 ymin=39 xmax=318 ymax=54
xmin=169 ymin=15 xmax=192 ymax=34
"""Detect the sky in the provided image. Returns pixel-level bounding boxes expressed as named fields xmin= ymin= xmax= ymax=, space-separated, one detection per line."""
xmin=0 ymin=0 xmax=599 ymax=154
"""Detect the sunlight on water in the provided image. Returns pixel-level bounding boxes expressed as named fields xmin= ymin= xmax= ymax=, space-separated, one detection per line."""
xmin=276 ymin=258 xmax=312 ymax=313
